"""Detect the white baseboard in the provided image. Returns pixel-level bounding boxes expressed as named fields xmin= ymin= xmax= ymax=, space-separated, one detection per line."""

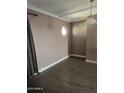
xmin=39 ymin=56 xmax=69 ymax=73
xmin=70 ymin=54 xmax=86 ymax=58
xmin=86 ymin=59 xmax=97 ymax=63
xmin=34 ymin=73 xmax=38 ymax=75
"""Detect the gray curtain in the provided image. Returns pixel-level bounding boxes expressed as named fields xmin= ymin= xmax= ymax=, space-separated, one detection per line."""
xmin=27 ymin=18 xmax=38 ymax=79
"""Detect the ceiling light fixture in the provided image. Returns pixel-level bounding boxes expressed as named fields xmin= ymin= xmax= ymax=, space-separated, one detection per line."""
xmin=87 ymin=0 xmax=96 ymax=23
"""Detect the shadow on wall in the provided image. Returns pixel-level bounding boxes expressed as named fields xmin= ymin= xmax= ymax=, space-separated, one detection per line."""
xmin=70 ymin=16 xmax=97 ymax=63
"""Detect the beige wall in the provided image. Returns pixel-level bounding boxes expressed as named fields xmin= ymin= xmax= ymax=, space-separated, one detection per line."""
xmin=70 ymin=17 xmax=97 ymax=62
xmin=28 ymin=10 xmax=71 ymax=71
xmin=71 ymin=21 xmax=87 ymax=56
xmin=86 ymin=22 xmax=97 ymax=61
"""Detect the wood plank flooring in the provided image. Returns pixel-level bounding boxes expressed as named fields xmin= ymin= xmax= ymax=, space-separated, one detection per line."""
xmin=27 ymin=56 xmax=97 ymax=93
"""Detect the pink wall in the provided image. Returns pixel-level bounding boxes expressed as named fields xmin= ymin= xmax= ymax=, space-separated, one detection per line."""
xmin=28 ymin=9 xmax=71 ymax=71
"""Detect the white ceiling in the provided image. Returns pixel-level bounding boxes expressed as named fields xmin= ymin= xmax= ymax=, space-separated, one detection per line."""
xmin=27 ymin=0 xmax=97 ymax=22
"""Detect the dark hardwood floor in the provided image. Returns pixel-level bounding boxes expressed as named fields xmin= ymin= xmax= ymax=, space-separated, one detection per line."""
xmin=27 ymin=56 xmax=97 ymax=93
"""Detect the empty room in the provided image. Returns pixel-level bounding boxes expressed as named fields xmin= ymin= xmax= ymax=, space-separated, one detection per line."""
xmin=27 ymin=0 xmax=97 ymax=93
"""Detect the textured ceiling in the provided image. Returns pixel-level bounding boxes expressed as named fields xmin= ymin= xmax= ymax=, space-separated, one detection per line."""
xmin=28 ymin=0 xmax=97 ymax=22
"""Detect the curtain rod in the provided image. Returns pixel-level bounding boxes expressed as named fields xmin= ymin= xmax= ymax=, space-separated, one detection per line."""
xmin=27 ymin=12 xmax=38 ymax=16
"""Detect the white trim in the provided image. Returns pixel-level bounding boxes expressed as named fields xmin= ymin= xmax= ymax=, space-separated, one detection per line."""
xmin=34 ymin=73 xmax=38 ymax=75
xmin=86 ymin=59 xmax=97 ymax=64
xmin=39 ymin=56 xmax=69 ymax=73
xmin=70 ymin=54 xmax=86 ymax=58
xmin=27 ymin=4 xmax=70 ymax=22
